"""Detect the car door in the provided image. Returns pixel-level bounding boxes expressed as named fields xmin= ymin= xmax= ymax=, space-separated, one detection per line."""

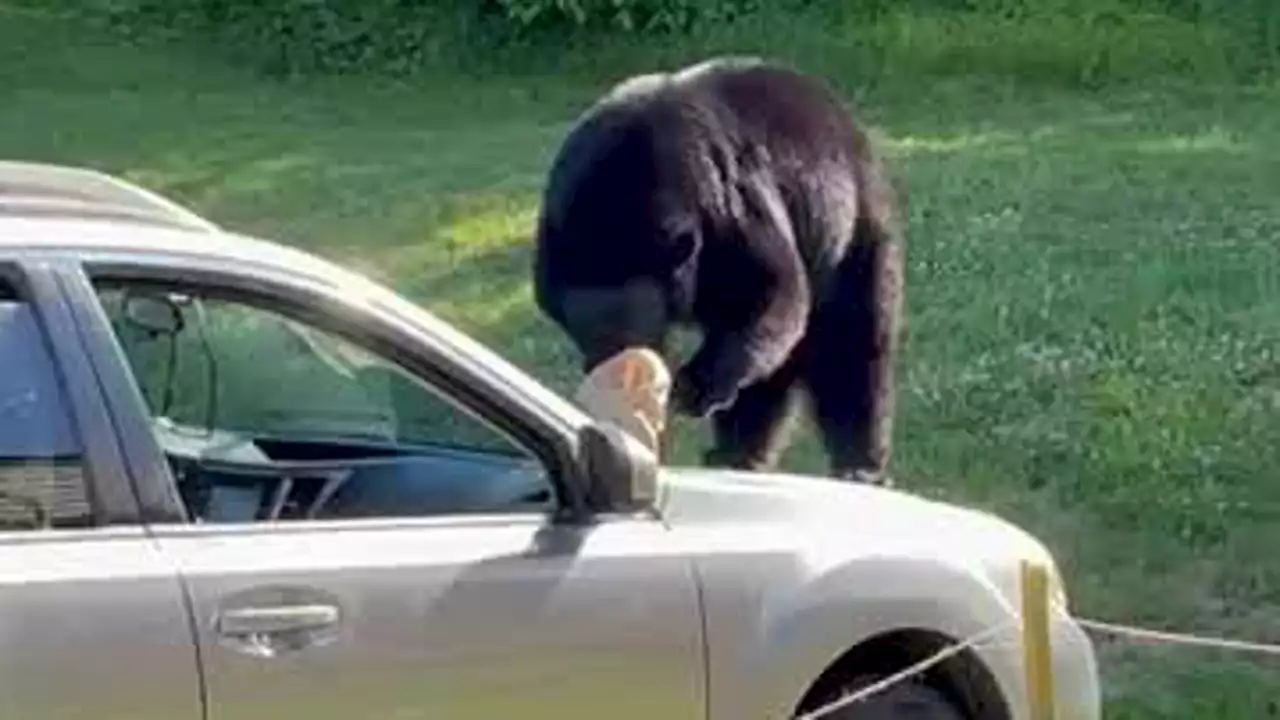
xmin=68 ymin=262 xmax=706 ymax=720
xmin=0 ymin=259 xmax=200 ymax=720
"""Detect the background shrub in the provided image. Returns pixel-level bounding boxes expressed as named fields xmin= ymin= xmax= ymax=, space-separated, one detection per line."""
xmin=78 ymin=0 xmax=1280 ymax=81
xmin=98 ymin=0 xmax=493 ymax=75
xmin=489 ymin=0 xmax=769 ymax=34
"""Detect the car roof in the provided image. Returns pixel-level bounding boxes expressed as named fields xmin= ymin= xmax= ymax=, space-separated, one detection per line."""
xmin=0 ymin=159 xmax=366 ymax=285
xmin=0 ymin=159 xmax=592 ymax=431
xmin=0 ymin=213 xmax=357 ymax=284
xmin=0 ymin=159 xmax=218 ymax=232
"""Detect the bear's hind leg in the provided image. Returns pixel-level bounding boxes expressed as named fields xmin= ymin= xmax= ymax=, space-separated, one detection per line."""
xmin=803 ymin=235 xmax=904 ymax=486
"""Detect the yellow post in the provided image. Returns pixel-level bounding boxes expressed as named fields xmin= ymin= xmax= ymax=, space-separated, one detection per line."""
xmin=1020 ymin=560 xmax=1057 ymax=720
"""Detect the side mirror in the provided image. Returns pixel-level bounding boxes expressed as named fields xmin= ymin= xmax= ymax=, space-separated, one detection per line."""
xmin=577 ymin=421 xmax=659 ymax=514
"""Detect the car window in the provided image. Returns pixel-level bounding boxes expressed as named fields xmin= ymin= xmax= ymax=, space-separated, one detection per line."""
xmin=94 ymin=282 xmax=553 ymax=524
xmin=0 ymin=282 xmax=92 ymax=531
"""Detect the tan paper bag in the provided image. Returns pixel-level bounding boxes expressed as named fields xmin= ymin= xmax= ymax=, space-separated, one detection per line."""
xmin=573 ymin=347 xmax=671 ymax=455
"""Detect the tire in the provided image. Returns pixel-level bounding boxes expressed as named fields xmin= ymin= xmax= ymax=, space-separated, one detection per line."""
xmin=801 ymin=674 xmax=968 ymax=720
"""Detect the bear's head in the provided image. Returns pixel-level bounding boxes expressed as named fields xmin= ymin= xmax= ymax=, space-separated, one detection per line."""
xmin=534 ymin=101 xmax=717 ymax=374
xmin=546 ymin=222 xmax=700 ymax=375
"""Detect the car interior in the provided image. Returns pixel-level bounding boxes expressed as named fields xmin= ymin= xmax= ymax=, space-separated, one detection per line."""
xmin=97 ymin=284 xmax=555 ymax=524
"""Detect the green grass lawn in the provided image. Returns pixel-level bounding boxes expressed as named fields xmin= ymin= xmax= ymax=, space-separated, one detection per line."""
xmin=3 ymin=5 xmax=1279 ymax=717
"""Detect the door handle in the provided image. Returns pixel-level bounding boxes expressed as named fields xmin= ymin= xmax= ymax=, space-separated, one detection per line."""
xmin=214 ymin=586 xmax=344 ymax=658
xmin=218 ymin=604 xmax=340 ymax=637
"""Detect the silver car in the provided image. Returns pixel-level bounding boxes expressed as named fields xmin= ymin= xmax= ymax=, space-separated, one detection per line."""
xmin=0 ymin=160 xmax=1101 ymax=719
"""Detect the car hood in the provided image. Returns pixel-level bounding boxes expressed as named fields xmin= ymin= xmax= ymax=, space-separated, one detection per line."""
xmin=657 ymin=466 xmax=1014 ymax=536
xmin=653 ymin=467 xmax=1064 ymax=606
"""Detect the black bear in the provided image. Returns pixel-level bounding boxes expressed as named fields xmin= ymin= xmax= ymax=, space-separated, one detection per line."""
xmin=533 ymin=57 xmax=905 ymax=485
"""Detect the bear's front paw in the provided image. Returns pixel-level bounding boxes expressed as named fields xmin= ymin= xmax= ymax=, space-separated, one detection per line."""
xmin=835 ymin=468 xmax=895 ymax=488
xmin=673 ymin=365 xmax=738 ymax=419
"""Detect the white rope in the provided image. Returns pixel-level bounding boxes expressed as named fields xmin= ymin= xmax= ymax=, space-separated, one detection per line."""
xmin=794 ymin=620 xmax=1016 ymax=720
xmin=1077 ymin=617 xmax=1280 ymax=658
xmin=791 ymin=612 xmax=1280 ymax=720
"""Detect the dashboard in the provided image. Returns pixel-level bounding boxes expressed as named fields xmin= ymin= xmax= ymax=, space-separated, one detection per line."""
xmin=152 ymin=419 xmax=554 ymax=523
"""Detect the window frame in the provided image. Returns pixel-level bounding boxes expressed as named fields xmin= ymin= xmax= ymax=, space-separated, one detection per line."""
xmin=63 ymin=257 xmax=585 ymax=526
xmin=0 ymin=258 xmax=139 ymax=532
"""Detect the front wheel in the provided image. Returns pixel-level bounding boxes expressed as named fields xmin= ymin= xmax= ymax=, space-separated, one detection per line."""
xmin=799 ymin=674 xmax=968 ymax=720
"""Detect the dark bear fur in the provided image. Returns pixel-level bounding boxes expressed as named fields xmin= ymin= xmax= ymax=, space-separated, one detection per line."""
xmin=533 ymin=57 xmax=905 ymax=484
